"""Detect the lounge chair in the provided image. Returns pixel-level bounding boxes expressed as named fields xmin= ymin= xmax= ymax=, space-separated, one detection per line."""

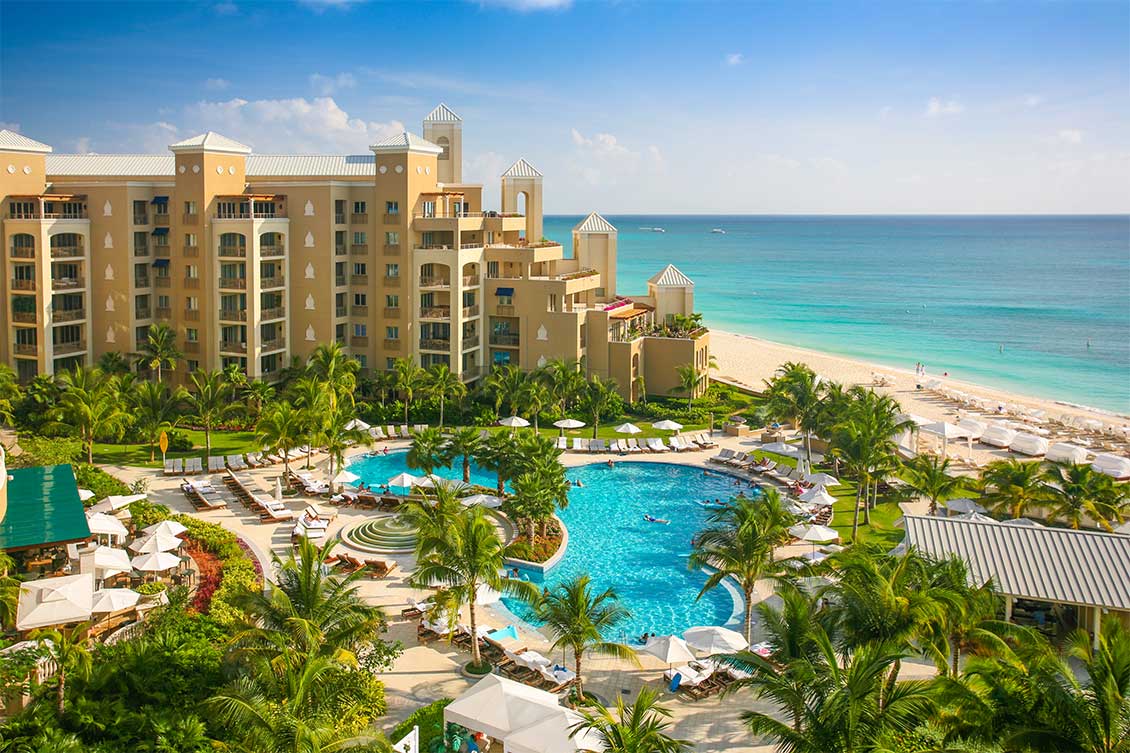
xmin=572 ymin=438 xmax=587 ymax=452
xmin=478 ymin=429 xmax=490 ymax=440
xmin=370 ymin=426 xmax=386 ymax=441
xmin=164 ymin=458 xmax=182 ymax=475
xmin=627 ymin=438 xmax=643 ymax=453
xmin=696 ymin=433 xmax=717 ymax=448
xmin=186 ymin=457 xmax=204 ymax=474
xmin=709 ymin=448 xmax=735 ymax=464
xmin=537 ymin=664 xmax=576 ymax=693
xmin=724 ymin=452 xmax=748 ymax=466
xmin=226 ymin=454 xmax=247 ymax=471
xmin=414 ymin=424 xmax=428 ymax=433
xmin=399 ymin=425 xmax=411 ymax=438
xmin=611 ymin=439 xmax=625 ymax=453
xmin=555 ymin=436 xmax=568 ymax=450
xmin=364 ymin=559 xmax=398 ymax=578
xmin=668 ymin=437 xmax=685 ymax=452
xmin=646 ymin=437 xmax=668 ymax=452
xmin=590 ymin=439 xmax=607 ymax=453
xmin=386 ymin=425 xmax=397 ymax=439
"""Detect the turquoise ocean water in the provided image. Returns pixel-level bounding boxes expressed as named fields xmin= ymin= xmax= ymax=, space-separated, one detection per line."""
xmin=544 ymin=215 xmax=1130 ymax=414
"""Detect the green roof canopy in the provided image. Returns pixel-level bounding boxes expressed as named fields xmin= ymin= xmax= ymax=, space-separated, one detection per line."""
xmin=0 ymin=464 xmax=90 ymax=551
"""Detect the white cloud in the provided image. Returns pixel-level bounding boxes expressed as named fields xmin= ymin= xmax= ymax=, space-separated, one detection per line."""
xmin=204 ymin=78 xmax=231 ymax=91
xmin=925 ymin=97 xmax=964 ymax=117
xmin=213 ymin=2 xmax=237 ymax=15
xmin=299 ymin=0 xmax=366 ymax=10
xmin=878 ymin=105 xmax=893 ymax=119
xmin=72 ymin=137 xmax=92 ymax=153
xmin=309 ymin=72 xmax=356 ymax=96
xmin=570 ymin=128 xmax=629 ymax=155
xmin=475 ymin=0 xmax=571 ymax=10
xmin=1022 ymin=94 xmax=1044 ymax=108
xmin=1057 ymin=129 xmax=1083 ymax=145
xmin=725 ymin=53 xmax=744 ymax=66
xmin=0 ymin=121 xmax=19 ymax=132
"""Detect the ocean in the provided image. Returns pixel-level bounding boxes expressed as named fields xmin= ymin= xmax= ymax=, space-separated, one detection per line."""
xmin=543 ymin=215 xmax=1130 ymax=414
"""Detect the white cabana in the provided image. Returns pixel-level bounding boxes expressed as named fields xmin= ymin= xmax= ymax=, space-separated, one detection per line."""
xmin=344 ymin=418 xmax=371 ymax=431
xmin=16 ymin=573 xmax=94 ymax=632
xmin=499 ymin=416 xmax=530 ymax=429
xmin=1009 ymin=433 xmax=1049 ymax=457
xmin=956 ymin=418 xmax=987 ymax=440
xmin=91 ymin=588 xmax=140 ymax=613
xmin=798 ymin=487 xmax=837 ymax=506
xmin=760 ymin=442 xmax=798 ymax=456
xmin=683 ymin=625 xmax=749 ymax=655
xmin=444 ymin=675 xmax=589 ymax=750
xmin=142 ymin=520 xmax=188 ymax=538
xmin=614 ymin=422 xmax=642 ymax=435
xmin=804 ymin=472 xmax=840 ymax=487
xmin=920 ymin=421 xmax=969 ymax=458
xmin=131 ymin=551 xmax=181 ymax=573
xmin=980 ymin=424 xmax=1018 ymax=448
xmin=651 ymin=419 xmax=684 ymax=432
xmin=1092 ymin=453 xmax=1130 ymax=481
xmin=128 ymin=531 xmax=182 ymax=554
xmin=1046 ymin=442 xmax=1089 ymax=465
xmin=505 ymin=707 xmax=606 ymax=753
xmin=85 ymin=512 xmax=129 ymax=541
xmin=461 ymin=493 xmax=503 ymax=509
xmin=639 ymin=634 xmax=696 ymax=665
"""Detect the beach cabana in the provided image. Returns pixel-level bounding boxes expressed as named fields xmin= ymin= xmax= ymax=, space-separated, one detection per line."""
xmin=798 ymin=487 xmax=837 ymax=506
xmin=957 ymin=418 xmax=987 ymax=440
xmin=1009 ymin=433 xmax=1049 ymax=457
xmin=1092 ymin=453 xmax=1130 ymax=481
xmin=1046 ymin=442 xmax=1089 ymax=465
xmin=920 ymin=421 xmax=969 ymax=458
xmin=980 ymin=424 xmax=1018 ymax=448
xmin=16 ymin=573 xmax=94 ymax=632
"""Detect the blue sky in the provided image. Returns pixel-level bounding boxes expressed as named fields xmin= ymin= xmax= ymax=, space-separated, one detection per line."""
xmin=2 ymin=0 xmax=1127 ymax=213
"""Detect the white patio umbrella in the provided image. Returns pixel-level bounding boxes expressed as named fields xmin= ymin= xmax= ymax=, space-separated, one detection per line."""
xmin=498 ymin=416 xmax=530 ymax=429
xmin=91 ymin=588 xmax=140 ymax=613
xmin=475 ymin=583 xmax=501 ymax=605
xmin=651 ymin=419 xmax=683 ymax=432
xmin=639 ymin=635 xmax=696 ymax=665
xmin=387 ymin=472 xmax=420 ymax=488
xmin=77 ymin=488 xmax=95 ymax=502
xmin=333 ymin=469 xmax=359 ymax=485
xmin=798 ymin=486 xmax=837 ymax=506
xmin=614 ymin=422 xmax=642 ymax=434
xmin=16 ymin=573 xmax=94 ymax=631
xmin=89 ymin=493 xmax=147 ymax=513
xmin=941 ymin=498 xmax=987 ymax=515
xmin=461 ymin=493 xmax=503 ymax=509
xmin=789 ymin=524 xmax=839 ymax=544
xmin=344 ymin=418 xmax=371 ymax=431
xmin=553 ymin=418 xmax=585 ymax=430
xmin=131 ymin=551 xmax=181 ymax=573
xmin=91 ymin=545 xmax=133 ymax=572
xmin=760 ymin=442 xmax=798 ymax=456
xmin=86 ymin=512 xmax=129 ymax=540
xmin=275 ymin=477 xmax=284 ymax=503
xmin=804 ymin=472 xmax=840 ymax=487
xmin=128 ymin=532 xmax=183 ymax=554
xmin=142 ymin=519 xmax=188 ymax=538
xmin=683 ymin=625 xmax=749 ymax=655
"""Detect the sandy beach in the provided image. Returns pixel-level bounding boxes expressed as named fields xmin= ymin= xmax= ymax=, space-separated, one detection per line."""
xmin=710 ymin=329 xmax=1130 ymax=466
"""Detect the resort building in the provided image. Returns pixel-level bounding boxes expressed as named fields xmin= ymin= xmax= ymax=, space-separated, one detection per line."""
xmin=0 ymin=106 xmax=708 ymax=400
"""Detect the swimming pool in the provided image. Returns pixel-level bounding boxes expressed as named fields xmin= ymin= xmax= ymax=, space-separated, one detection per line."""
xmin=347 ymin=451 xmax=750 ymax=640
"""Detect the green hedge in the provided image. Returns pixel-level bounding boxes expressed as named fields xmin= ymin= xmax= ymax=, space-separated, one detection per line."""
xmin=73 ymin=464 xmax=132 ymax=502
xmin=390 ymin=698 xmax=453 ymax=753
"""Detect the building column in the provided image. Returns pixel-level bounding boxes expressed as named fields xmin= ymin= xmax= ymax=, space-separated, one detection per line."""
xmin=1094 ymin=606 xmax=1102 ymax=650
xmin=1004 ymin=595 xmax=1013 ymax=622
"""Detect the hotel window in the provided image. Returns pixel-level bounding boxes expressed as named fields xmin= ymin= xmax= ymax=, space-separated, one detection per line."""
xmin=134 ymin=232 xmax=149 ymax=255
xmin=421 ymin=201 xmax=436 ymax=218
xmin=335 ymin=230 xmax=346 ymax=249
xmin=185 ymin=264 xmax=198 ymax=279
xmin=385 ymin=263 xmax=399 ymax=278
xmin=386 ymin=358 xmax=396 ymax=370
xmin=186 ymin=328 xmax=198 ymax=342
xmin=187 ymin=359 xmax=200 ymax=371
xmin=386 ymin=326 xmax=399 ymax=340
xmin=353 ymin=201 xmax=366 ymax=215
xmin=385 ymin=201 xmax=399 ymax=215
xmin=385 ymin=294 xmax=399 ymax=308
xmin=157 ymin=295 xmax=170 ymax=309
xmin=9 ymin=201 xmax=35 ymax=219
xmin=353 ymin=324 xmax=367 ymax=337
xmin=497 ymin=292 xmax=514 ymax=306
xmin=436 ymin=136 xmax=450 ymax=160
xmin=186 ymin=296 xmax=199 ymax=311
xmin=353 ymin=262 xmax=366 ymax=276
xmin=487 ymin=261 xmax=499 ymax=278
xmin=353 ymin=293 xmax=367 ymax=307
xmin=357 ymin=355 xmax=367 ymax=369
xmin=184 ymin=200 xmax=197 ymax=216
xmin=132 ymin=200 xmax=148 ymax=224
xmin=385 ymin=231 xmax=399 ymax=245
xmin=353 ymin=231 xmax=366 ymax=245
xmin=334 ymin=199 xmax=346 ymax=223
xmin=184 ymin=233 xmax=197 ymax=247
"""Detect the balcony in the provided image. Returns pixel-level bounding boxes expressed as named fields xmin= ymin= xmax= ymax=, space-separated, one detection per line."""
xmin=182 ymin=213 xmax=199 ymax=226
xmin=53 ymin=340 xmax=86 ymax=355
xmin=352 ymin=335 xmax=370 ymax=348
xmin=420 ymin=306 xmax=451 ymax=320
xmin=185 ymin=309 xmax=200 ymax=322
xmin=382 ymin=307 xmax=400 ymax=319
xmin=420 ymin=276 xmax=450 ymax=289
xmin=335 ymin=275 xmax=347 ymax=287
xmin=154 ymin=212 xmax=170 ymax=227
xmin=11 ymin=279 xmax=35 ymax=291
xmin=351 ymin=213 xmax=368 ymax=225
xmin=335 ymin=213 xmax=346 ymax=225
xmin=260 ymin=275 xmax=285 ymax=289
xmin=12 ymin=311 xmax=36 ymax=324
xmin=183 ymin=244 xmax=199 ymax=258
xmin=350 ymin=274 xmax=368 ymax=286
xmin=184 ymin=277 xmax=201 ymax=289
xmin=14 ymin=342 xmax=38 ymax=356
xmin=53 ymin=309 xmax=86 ymax=323
xmin=133 ymin=245 xmax=150 ymax=258
xmin=154 ymin=243 xmax=170 ymax=257
xmin=134 ymin=275 xmax=151 ymax=288
xmin=381 ymin=338 xmax=398 ymax=350
xmin=155 ymin=306 xmax=171 ymax=319
xmin=495 ymin=304 xmax=516 ymax=317
xmin=420 ymin=338 xmax=451 ymax=351
xmin=351 ymin=244 xmax=368 ymax=256
xmin=260 ymin=244 xmax=285 ymax=258
xmin=183 ymin=341 xmax=200 ymax=354
xmin=460 ymin=365 xmax=485 ymax=382
xmin=134 ymin=306 xmax=151 ymax=320
xmin=260 ymin=337 xmax=286 ymax=352
xmin=462 ymin=335 xmax=480 ymax=350
xmin=382 ymin=213 xmax=399 ymax=226
xmin=463 ymin=275 xmax=481 ymax=287
xmin=219 ymin=245 xmax=246 ymax=258
xmin=462 ymin=305 xmax=480 ymax=318
xmin=52 ymin=277 xmax=85 ymax=290
xmin=155 ymin=276 xmax=171 ymax=288
xmin=219 ymin=277 xmax=247 ymax=290
xmin=133 ymin=214 xmax=148 ymax=226
xmin=50 ymin=244 xmax=84 ymax=259
xmin=351 ymin=305 xmax=369 ymax=317
xmin=383 ymin=276 xmax=401 ymax=287
xmin=489 ymin=333 xmax=520 ymax=347
xmin=335 ymin=305 xmax=347 ymax=317
xmin=261 ymin=306 xmax=286 ymax=320
xmin=220 ymin=340 xmax=247 ymax=353
xmin=10 ymin=247 xmax=34 ymax=259
xmin=383 ymin=244 xmax=401 ymax=256
xmin=219 ymin=308 xmax=246 ymax=322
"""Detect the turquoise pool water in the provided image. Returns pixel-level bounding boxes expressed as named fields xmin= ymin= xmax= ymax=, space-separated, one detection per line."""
xmin=347 ymin=451 xmax=749 ymax=640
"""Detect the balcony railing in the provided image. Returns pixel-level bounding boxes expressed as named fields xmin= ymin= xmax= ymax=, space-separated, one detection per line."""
xmin=335 ymin=305 xmax=347 ymax=317
xmin=460 ymin=365 xmax=485 ymax=382
xmin=261 ymin=244 xmax=285 ymax=258
xmin=462 ymin=305 xmax=480 ymax=318
xmin=420 ymin=276 xmax=450 ymax=288
xmin=50 ymin=245 xmax=84 ymax=259
xmin=155 ymin=306 xmax=171 ymax=319
xmin=352 ymin=335 xmax=370 ymax=348
xmin=463 ymin=275 xmax=481 ymax=287
xmin=383 ymin=244 xmax=400 ymax=256
xmin=183 ymin=244 xmax=199 ymax=257
xmin=351 ymin=244 xmax=368 ymax=256
xmin=14 ymin=342 xmax=37 ymax=356
xmin=52 ymin=277 xmax=85 ymax=290
xmin=335 ymin=275 xmax=346 ymax=287
xmin=382 ymin=214 xmax=399 ymax=225
xmin=383 ymin=276 xmax=401 ymax=287
xmin=154 ymin=213 xmax=170 ymax=227
xmin=335 ymin=213 xmax=346 ymax=225
xmin=495 ymin=304 xmax=516 ymax=317
xmin=182 ymin=213 xmax=199 ymax=225
xmin=350 ymin=274 xmax=368 ymax=286
xmin=351 ymin=305 xmax=369 ymax=317
xmin=420 ymin=306 xmax=451 ymax=319
xmin=133 ymin=214 xmax=148 ymax=225
xmin=261 ymin=306 xmax=285 ymax=320
xmin=155 ymin=276 xmax=171 ymax=288
xmin=53 ymin=340 xmax=86 ymax=355
xmin=219 ymin=277 xmax=246 ymax=290
xmin=134 ymin=275 xmax=151 ymax=288
xmin=260 ymin=275 xmax=285 ymax=289
xmin=462 ymin=335 xmax=480 ymax=350
xmin=12 ymin=311 xmax=36 ymax=324
xmin=11 ymin=279 xmax=35 ymax=291
xmin=219 ymin=308 xmax=246 ymax=322
xmin=382 ymin=307 xmax=400 ymax=319
xmin=10 ymin=247 xmax=35 ymax=259
xmin=185 ymin=309 xmax=200 ymax=321
xmin=183 ymin=341 xmax=200 ymax=354
xmin=134 ymin=306 xmax=151 ymax=320
xmin=133 ymin=245 xmax=150 ymax=258
xmin=184 ymin=277 xmax=201 ymax=289
xmin=260 ymin=337 xmax=286 ymax=351
xmin=219 ymin=245 xmax=246 ymax=258
xmin=489 ymin=333 xmax=520 ymax=347
xmin=154 ymin=245 xmax=170 ymax=258
xmin=220 ymin=340 xmax=247 ymax=353
xmin=381 ymin=338 xmax=398 ymax=350
xmin=52 ymin=309 xmax=87 ymax=323
xmin=351 ymin=213 xmax=368 ymax=225
xmin=420 ymin=338 xmax=451 ymax=351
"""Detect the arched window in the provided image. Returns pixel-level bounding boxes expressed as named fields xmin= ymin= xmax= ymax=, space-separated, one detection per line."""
xmin=10 ymin=233 xmax=35 ymax=258
xmin=436 ymin=136 xmax=450 ymax=161
xmin=49 ymin=233 xmax=83 ymax=257
xmin=219 ymin=233 xmax=247 ymax=256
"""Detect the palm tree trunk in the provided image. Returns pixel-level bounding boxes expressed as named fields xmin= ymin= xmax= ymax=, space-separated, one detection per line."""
xmin=469 ymin=602 xmax=481 ymax=668
xmin=149 ymin=440 xmax=155 ymax=462
xmin=56 ymin=669 xmax=65 ymax=715
xmin=205 ymin=425 xmax=211 ymax=456
xmin=87 ymin=439 xmax=93 ymax=464
xmin=404 ymin=399 xmax=410 ymax=426
xmin=497 ymin=472 xmax=504 ymax=496
xmin=851 ymin=485 xmax=862 ymax=540
xmin=156 ymin=364 xmax=162 ymax=384
xmin=439 ymin=396 xmax=445 ymax=428
xmin=527 ymin=519 xmax=535 ymax=541
xmin=951 ymin=643 xmax=960 ymax=677
xmin=573 ymin=650 xmax=584 ymax=707
xmin=863 ymin=477 xmax=872 ymax=526
xmin=743 ymin=584 xmax=755 ymax=644
xmin=463 ymin=456 xmax=471 ymax=484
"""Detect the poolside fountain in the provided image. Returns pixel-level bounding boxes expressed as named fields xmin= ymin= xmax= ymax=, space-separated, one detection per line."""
xmin=340 ymin=514 xmax=418 ymax=554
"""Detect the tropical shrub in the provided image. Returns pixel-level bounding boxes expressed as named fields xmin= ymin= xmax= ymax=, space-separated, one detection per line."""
xmin=390 ymin=698 xmax=453 ymax=753
xmin=72 ymin=464 xmax=131 ymax=501
xmin=8 ymin=436 xmax=82 ymax=467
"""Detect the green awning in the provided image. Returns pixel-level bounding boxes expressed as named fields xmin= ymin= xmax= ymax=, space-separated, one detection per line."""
xmin=0 ymin=464 xmax=90 ymax=551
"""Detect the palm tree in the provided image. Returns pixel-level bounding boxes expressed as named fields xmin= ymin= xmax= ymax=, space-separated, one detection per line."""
xmin=688 ymin=491 xmax=793 ymax=643
xmin=981 ymin=459 xmax=1047 ymax=519
xmin=572 ymin=687 xmax=691 ymax=752
xmin=185 ymin=370 xmax=237 ymax=457
xmin=446 ymin=426 xmax=481 ymax=483
xmin=411 ymin=506 xmax=540 ymax=670
xmin=671 ymin=362 xmax=709 ymax=409
xmin=1042 ymin=462 xmax=1129 ymax=530
xmin=290 ymin=375 xmax=328 ymax=468
xmin=222 ymin=361 xmax=248 ymax=390
xmin=631 ymin=373 xmax=647 ymax=404
xmin=763 ymin=361 xmax=825 ymax=464
xmin=541 ymin=358 xmax=586 ymax=413
xmin=902 ymin=454 xmax=964 ymax=515
xmin=533 ymin=574 xmax=638 ymax=704
xmin=0 ymin=552 xmax=18 ymax=631
xmin=919 ymin=556 xmax=1013 ymax=677
xmin=242 ymin=380 xmax=276 ymax=424
xmin=426 ymin=362 xmax=465 ymax=427
xmin=96 ymin=350 xmax=131 ymax=376
xmin=406 ymin=426 xmax=450 ymax=476
xmin=131 ymin=380 xmax=186 ymax=461
xmin=475 ymin=430 xmax=519 ymax=495
xmin=517 ymin=378 xmax=550 ymax=432
xmin=52 ymin=367 xmax=128 ymax=463
xmin=256 ymin=401 xmax=304 ymax=480
xmin=31 ymin=622 xmax=93 ymax=715
xmin=391 ymin=357 xmax=427 ymax=425
xmin=578 ymin=375 xmax=619 ymax=439
xmin=0 ymin=364 xmax=20 ymax=424
xmin=306 ymin=341 xmax=360 ymax=410
xmin=134 ymin=322 xmax=181 ymax=383
xmin=318 ymin=405 xmax=367 ymax=482
xmin=484 ymin=363 xmax=527 ymax=417
xmin=507 ymin=472 xmax=555 ymax=542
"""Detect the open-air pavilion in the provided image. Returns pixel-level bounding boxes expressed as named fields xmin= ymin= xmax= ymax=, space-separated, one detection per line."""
xmin=903 ymin=515 xmax=1130 ymax=646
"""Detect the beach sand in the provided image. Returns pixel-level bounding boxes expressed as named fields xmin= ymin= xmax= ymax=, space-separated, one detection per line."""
xmin=709 ymin=329 xmax=1129 ymax=466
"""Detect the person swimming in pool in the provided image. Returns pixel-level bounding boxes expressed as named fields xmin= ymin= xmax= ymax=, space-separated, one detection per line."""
xmin=644 ymin=514 xmax=670 ymax=524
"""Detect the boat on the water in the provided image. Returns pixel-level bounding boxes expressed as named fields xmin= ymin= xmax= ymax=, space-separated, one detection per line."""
xmin=711 ymin=228 xmax=726 ymax=234
xmin=652 ymin=227 xmax=666 ymax=233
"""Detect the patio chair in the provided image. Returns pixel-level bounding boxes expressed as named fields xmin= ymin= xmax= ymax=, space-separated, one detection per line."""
xmin=399 ymin=425 xmax=411 ymax=438
xmin=646 ymin=437 xmax=667 ymax=452
xmin=627 ymin=438 xmax=643 ymax=453
xmin=668 ymin=436 xmax=684 ymax=452
xmin=370 ymin=426 xmax=387 ymax=441
xmin=555 ymin=436 xmax=568 ymax=450
xmin=386 ymin=426 xmax=397 ymax=439
xmin=709 ymin=448 xmax=734 ymax=463
xmin=590 ymin=439 xmax=607 ymax=453
xmin=572 ymin=438 xmax=587 ymax=452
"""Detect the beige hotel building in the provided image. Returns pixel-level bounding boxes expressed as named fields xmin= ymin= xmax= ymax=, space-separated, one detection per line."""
xmin=0 ymin=104 xmax=709 ymax=401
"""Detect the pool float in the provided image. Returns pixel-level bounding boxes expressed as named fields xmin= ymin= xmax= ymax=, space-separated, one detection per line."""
xmin=643 ymin=514 xmax=670 ymax=525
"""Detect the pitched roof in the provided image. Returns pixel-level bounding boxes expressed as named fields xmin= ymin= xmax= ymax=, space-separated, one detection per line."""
xmin=47 ymin=154 xmax=175 ymax=176
xmin=903 ymin=514 xmax=1130 ymax=610
xmin=247 ymin=154 xmax=374 ymax=176
xmin=502 ymin=158 xmax=542 ymax=178
xmin=0 ymin=464 xmax=90 ymax=551
xmin=424 ymin=103 xmax=462 ymax=123
xmin=648 ymin=264 xmax=694 ymax=287
xmin=45 ymin=153 xmax=378 ymax=178
xmin=369 ymin=131 xmax=443 ymax=155
xmin=168 ymin=131 xmax=251 ymax=155
xmin=573 ymin=211 xmax=616 ymax=234
xmin=0 ymin=129 xmax=52 ymax=154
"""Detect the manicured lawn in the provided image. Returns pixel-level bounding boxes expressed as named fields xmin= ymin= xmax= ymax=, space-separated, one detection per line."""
xmin=93 ymin=429 xmax=260 ymax=468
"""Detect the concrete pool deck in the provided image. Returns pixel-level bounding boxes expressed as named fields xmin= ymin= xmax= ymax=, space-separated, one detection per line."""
xmin=105 ymin=430 xmax=930 ymax=751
